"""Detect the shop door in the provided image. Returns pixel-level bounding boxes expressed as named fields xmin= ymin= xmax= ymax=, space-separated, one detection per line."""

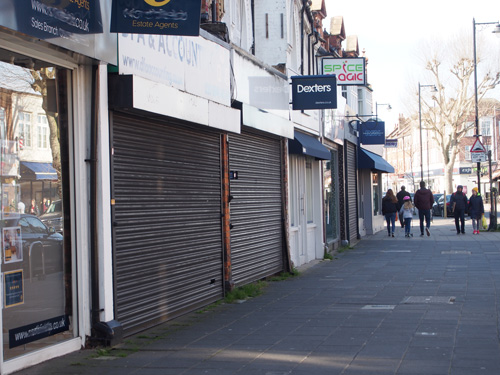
xmin=228 ymin=130 xmax=284 ymax=286
xmin=289 ymin=155 xmax=307 ymax=264
xmin=0 ymin=53 xmax=74 ymax=360
xmin=111 ymin=112 xmax=224 ymax=335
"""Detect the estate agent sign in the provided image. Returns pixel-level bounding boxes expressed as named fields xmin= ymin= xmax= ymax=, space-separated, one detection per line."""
xmin=291 ymin=75 xmax=337 ymax=110
xmin=111 ymin=0 xmax=202 ymax=36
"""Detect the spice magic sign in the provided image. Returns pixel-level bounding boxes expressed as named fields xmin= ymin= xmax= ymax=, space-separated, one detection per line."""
xmin=321 ymin=57 xmax=366 ymax=86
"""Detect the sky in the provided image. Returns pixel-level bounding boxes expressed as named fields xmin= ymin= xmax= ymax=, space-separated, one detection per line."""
xmin=324 ymin=0 xmax=500 ymax=133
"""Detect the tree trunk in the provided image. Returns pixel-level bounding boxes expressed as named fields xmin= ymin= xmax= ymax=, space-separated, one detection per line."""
xmin=444 ymin=162 xmax=454 ymax=193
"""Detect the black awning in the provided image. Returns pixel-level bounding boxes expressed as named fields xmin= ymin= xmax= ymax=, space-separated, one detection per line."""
xmin=288 ymin=132 xmax=331 ymax=160
xmin=358 ymin=148 xmax=394 ymax=173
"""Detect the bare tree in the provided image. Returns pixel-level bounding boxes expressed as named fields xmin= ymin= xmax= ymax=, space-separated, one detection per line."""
xmin=418 ymin=34 xmax=500 ymax=193
xmin=30 ymin=68 xmax=61 ymax=196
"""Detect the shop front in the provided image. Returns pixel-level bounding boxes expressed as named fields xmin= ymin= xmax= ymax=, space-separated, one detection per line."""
xmin=108 ymin=31 xmax=240 ymax=335
xmin=0 ymin=1 xmax=116 ymax=372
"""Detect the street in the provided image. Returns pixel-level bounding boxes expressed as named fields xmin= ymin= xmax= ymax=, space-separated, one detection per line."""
xmin=15 ymin=217 xmax=500 ymax=375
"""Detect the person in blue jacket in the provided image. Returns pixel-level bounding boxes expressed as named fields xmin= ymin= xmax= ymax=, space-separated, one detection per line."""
xmin=468 ymin=187 xmax=484 ymax=234
xmin=450 ymin=185 xmax=468 ymax=235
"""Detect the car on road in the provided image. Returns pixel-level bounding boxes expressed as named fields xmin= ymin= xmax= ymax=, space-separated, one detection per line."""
xmin=39 ymin=199 xmax=63 ymax=234
xmin=432 ymin=194 xmax=453 ymax=217
xmin=1 ymin=214 xmax=63 ymax=278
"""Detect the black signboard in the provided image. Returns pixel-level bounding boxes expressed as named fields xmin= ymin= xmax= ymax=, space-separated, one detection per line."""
xmin=10 ymin=0 xmax=103 ymax=40
xmin=291 ymin=75 xmax=337 ymax=110
xmin=9 ymin=315 xmax=70 ymax=348
xmin=359 ymin=120 xmax=385 ymax=145
xmin=111 ymin=0 xmax=202 ymax=36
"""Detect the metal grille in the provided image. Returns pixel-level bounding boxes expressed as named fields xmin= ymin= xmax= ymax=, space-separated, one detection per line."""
xmin=111 ymin=112 xmax=224 ymax=335
xmin=346 ymin=142 xmax=358 ymax=244
xmin=228 ymin=130 xmax=284 ymax=286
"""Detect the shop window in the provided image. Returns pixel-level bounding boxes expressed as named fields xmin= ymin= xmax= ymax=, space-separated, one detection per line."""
xmin=372 ymin=173 xmax=379 ymax=215
xmin=306 ymin=160 xmax=313 ymax=223
xmin=0 ymin=51 xmax=73 ymax=360
xmin=324 ymin=150 xmax=338 ymax=241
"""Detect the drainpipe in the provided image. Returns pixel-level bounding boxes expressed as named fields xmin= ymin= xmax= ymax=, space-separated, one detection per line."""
xmin=88 ymin=65 xmax=99 ymax=328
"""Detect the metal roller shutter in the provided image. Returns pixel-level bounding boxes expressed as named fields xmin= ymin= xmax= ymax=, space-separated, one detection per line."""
xmin=228 ymin=130 xmax=284 ymax=286
xmin=111 ymin=112 xmax=224 ymax=335
xmin=346 ymin=142 xmax=358 ymax=244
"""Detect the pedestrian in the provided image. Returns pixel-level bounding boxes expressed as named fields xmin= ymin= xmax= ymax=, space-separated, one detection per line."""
xmin=468 ymin=187 xmax=484 ymax=235
xmin=399 ymin=196 xmax=414 ymax=237
xmin=450 ymin=185 xmax=468 ymax=235
xmin=396 ymin=186 xmax=411 ymax=228
xmin=17 ymin=200 xmax=25 ymax=213
xmin=29 ymin=199 xmax=39 ymax=216
xmin=414 ymin=180 xmax=434 ymax=237
xmin=382 ymin=189 xmax=398 ymax=237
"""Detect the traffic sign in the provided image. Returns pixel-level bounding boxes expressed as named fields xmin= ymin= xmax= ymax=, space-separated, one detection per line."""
xmin=470 ymin=138 xmax=486 ymax=153
xmin=471 ymin=152 xmax=487 ymax=163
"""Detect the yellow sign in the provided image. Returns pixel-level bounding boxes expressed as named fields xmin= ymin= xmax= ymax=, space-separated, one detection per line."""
xmin=144 ymin=0 xmax=172 ymax=6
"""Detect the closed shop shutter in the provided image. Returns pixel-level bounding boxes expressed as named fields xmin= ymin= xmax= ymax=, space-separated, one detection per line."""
xmin=228 ymin=130 xmax=284 ymax=286
xmin=111 ymin=112 xmax=224 ymax=335
xmin=346 ymin=142 xmax=358 ymax=244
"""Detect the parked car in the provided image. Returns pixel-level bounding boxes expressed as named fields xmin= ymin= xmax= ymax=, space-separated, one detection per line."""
xmin=433 ymin=193 xmax=443 ymax=203
xmin=1 ymin=214 xmax=63 ymax=278
xmin=432 ymin=194 xmax=453 ymax=217
xmin=39 ymin=200 xmax=63 ymax=234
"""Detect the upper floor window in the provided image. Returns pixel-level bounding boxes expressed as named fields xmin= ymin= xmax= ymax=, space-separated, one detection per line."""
xmin=465 ymin=121 xmax=475 ymax=137
xmin=464 ymin=145 xmax=471 ymax=161
xmin=481 ymin=119 xmax=491 ymax=136
xmin=18 ymin=111 xmax=32 ymax=148
xmin=37 ymin=114 xmax=49 ymax=149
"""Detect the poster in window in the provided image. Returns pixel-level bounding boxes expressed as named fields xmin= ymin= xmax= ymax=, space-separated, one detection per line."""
xmin=3 ymin=227 xmax=23 ymax=264
xmin=1 ymin=140 xmax=19 ymax=177
xmin=4 ymin=270 xmax=24 ymax=308
xmin=1 ymin=183 xmax=21 ymax=219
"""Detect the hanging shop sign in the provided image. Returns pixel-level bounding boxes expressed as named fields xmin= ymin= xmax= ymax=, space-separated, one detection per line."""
xmin=384 ymin=139 xmax=398 ymax=148
xmin=111 ymin=0 xmax=202 ymax=36
xmin=4 ymin=0 xmax=103 ymax=40
xmin=291 ymin=75 xmax=337 ymax=110
xmin=321 ymin=57 xmax=366 ymax=85
xmin=359 ymin=120 xmax=385 ymax=145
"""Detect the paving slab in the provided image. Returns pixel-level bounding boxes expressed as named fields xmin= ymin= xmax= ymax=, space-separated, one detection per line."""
xmin=12 ymin=218 xmax=500 ymax=375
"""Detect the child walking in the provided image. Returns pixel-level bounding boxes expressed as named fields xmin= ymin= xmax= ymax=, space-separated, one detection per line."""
xmin=400 ymin=196 xmax=414 ymax=237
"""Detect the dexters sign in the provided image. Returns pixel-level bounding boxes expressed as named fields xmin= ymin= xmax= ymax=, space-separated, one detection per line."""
xmin=291 ymin=75 xmax=337 ymax=110
xmin=322 ymin=57 xmax=366 ymax=86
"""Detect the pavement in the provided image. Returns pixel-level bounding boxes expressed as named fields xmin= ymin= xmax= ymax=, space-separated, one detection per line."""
xmin=14 ymin=216 xmax=500 ymax=375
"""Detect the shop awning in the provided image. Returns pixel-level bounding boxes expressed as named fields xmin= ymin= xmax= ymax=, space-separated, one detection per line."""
xmin=20 ymin=162 xmax=58 ymax=180
xmin=358 ymin=148 xmax=394 ymax=173
xmin=288 ymin=132 xmax=331 ymax=160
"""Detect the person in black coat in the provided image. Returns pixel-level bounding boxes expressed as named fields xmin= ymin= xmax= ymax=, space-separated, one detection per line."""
xmin=396 ymin=186 xmax=411 ymax=228
xmin=468 ymin=187 xmax=484 ymax=234
xmin=450 ymin=185 xmax=468 ymax=234
xmin=382 ymin=189 xmax=398 ymax=237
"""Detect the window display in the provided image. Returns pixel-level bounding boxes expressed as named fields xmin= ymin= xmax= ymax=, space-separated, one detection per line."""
xmin=0 ymin=49 xmax=73 ymax=360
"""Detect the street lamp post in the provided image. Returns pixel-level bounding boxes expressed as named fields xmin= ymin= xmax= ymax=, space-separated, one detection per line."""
xmin=375 ymin=102 xmax=391 ymax=122
xmin=418 ymin=83 xmax=437 ymax=184
xmin=473 ymin=18 xmax=500 ymax=195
